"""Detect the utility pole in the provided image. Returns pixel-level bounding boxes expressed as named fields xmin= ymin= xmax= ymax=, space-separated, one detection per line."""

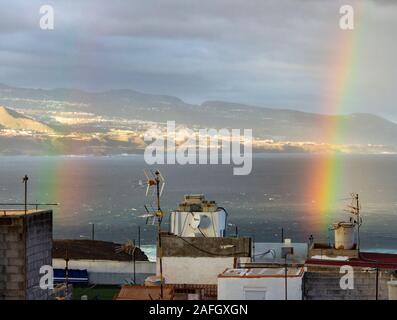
xmin=133 ymin=239 xmax=136 ymax=285
xmin=138 ymin=225 xmax=141 ymax=248
xmin=22 ymin=175 xmax=29 ymax=215
xmin=252 ymin=235 xmax=255 ymax=263
xmin=65 ymin=248 xmax=70 ymax=298
xmin=285 ymin=254 xmax=288 ymax=300
xmin=375 ymin=267 xmax=379 ymax=300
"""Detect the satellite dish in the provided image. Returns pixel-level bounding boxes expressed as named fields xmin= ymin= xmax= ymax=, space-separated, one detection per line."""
xmin=199 ymin=215 xmax=211 ymax=229
xmin=190 ymin=213 xmax=201 ymax=229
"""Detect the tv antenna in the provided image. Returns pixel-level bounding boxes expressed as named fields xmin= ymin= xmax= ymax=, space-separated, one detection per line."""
xmin=116 ymin=240 xmax=138 ymax=284
xmin=139 ymin=169 xmax=166 ymax=299
xmin=139 ymin=170 xmax=165 ymax=223
xmin=344 ymin=193 xmax=362 ymax=251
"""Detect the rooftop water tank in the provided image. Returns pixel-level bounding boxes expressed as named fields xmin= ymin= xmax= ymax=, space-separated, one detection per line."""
xmin=170 ymin=195 xmax=227 ymax=237
xmin=333 ymin=222 xmax=355 ymax=250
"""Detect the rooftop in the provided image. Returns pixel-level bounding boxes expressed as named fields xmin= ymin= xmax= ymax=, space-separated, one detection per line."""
xmin=0 ymin=209 xmax=52 ymax=219
xmin=115 ymin=285 xmax=174 ymax=300
xmin=306 ymin=251 xmax=397 ymax=269
xmin=219 ymin=267 xmax=304 ymax=278
xmin=53 ymin=239 xmax=149 ymax=262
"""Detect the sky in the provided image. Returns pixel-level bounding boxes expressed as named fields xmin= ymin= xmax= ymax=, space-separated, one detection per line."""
xmin=0 ymin=0 xmax=396 ymax=119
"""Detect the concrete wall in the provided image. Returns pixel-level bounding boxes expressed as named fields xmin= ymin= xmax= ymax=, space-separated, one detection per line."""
xmin=0 ymin=211 xmax=52 ymax=300
xmin=304 ymin=265 xmax=395 ymax=300
xmin=253 ymin=242 xmax=308 ymax=264
xmin=53 ymin=259 xmax=156 ymax=285
xmin=218 ymin=276 xmax=303 ymax=300
xmin=159 ymin=257 xmax=236 ymax=285
xmin=158 ymin=234 xmax=251 ymax=286
xmin=26 ymin=212 xmax=52 ymax=300
xmin=159 ymin=234 xmax=251 ymax=257
xmin=0 ymin=216 xmax=25 ymax=300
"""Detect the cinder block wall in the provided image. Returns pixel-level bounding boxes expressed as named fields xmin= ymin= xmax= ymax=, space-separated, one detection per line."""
xmin=0 ymin=211 xmax=52 ymax=300
xmin=25 ymin=211 xmax=52 ymax=300
xmin=0 ymin=216 xmax=25 ymax=300
xmin=304 ymin=265 xmax=394 ymax=300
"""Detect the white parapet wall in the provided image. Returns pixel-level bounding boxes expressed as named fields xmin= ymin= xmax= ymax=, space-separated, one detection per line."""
xmin=53 ymin=259 xmax=156 ymax=285
xmin=159 ymin=257 xmax=235 ymax=285
xmin=218 ymin=267 xmax=304 ymax=300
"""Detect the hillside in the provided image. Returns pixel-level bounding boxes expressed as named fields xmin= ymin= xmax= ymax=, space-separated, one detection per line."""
xmin=0 ymin=106 xmax=55 ymax=134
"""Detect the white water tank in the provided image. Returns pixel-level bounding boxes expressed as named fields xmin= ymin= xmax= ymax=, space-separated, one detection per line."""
xmin=170 ymin=195 xmax=227 ymax=237
xmin=333 ymin=222 xmax=355 ymax=250
xmin=388 ymin=280 xmax=397 ymax=300
xmin=170 ymin=209 xmax=227 ymax=237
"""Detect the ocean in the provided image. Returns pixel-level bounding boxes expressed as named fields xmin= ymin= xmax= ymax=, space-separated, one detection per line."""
xmin=0 ymin=154 xmax=396 ymax=253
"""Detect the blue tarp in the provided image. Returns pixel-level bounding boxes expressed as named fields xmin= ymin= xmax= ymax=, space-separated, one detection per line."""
xmin=54 ymin=269 xmax=89 ymax=284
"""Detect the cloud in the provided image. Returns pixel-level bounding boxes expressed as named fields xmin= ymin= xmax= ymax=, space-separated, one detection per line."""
xmin=0 ymin=0 xmax=396 ymax=120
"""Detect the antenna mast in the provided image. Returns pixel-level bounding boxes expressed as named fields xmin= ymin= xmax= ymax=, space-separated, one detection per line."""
xmin=345 ymin=193 xmax=362 ymax=252
xmin=154 ymin=170 xmax=164 ymax=300
xmin=142 ymin=169 xmax=165 ymax=299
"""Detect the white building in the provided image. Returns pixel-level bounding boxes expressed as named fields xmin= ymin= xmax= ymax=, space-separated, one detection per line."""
xmin=52 ymin=240 xmax=156 ymax=285
xmin=156 ymin=194 xmax=251 ymax=299
xmin=217 ymin=267 xmax=304 ymax=300
xmin=157 ymin=233 xmax=252 ymax=299
xmin=53 ymin=258 xmax=156 ymax=285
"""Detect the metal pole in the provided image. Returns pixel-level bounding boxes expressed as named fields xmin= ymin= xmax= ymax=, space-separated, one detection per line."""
xmin=91 ymin=223 xmax=95 ymax=241
xmin=133 ymin=239 xmax=136 ymax=284
xmin=375 ymin=267 xmax=379 ymax=300
xmin=65 ymin=248 xmax=70 ymax=298
xmin=281 ymin=228 xmax=284 ymax=243
xmin=23 ymin=175 xmax=29 ymax=215
xmin=285 ymin=255 xmax=288 ymax=300
xmin=138 ymin=225 xmax=141 ymax=248
xmin=252 ymin=235 xmax=255 ymax=263
xmin=356 ymin=194 xmax=360 ymax=253
xmin=155 ymin=171 xmax=164 ymax=300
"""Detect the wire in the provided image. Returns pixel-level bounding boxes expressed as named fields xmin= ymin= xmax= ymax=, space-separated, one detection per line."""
xmin=171 ymin=234 xmax=250 ymax=257
xmin=253 ymin=249 xmax=276 ymax=258
xmin=197 ymin=226 xmax=207 ymax=238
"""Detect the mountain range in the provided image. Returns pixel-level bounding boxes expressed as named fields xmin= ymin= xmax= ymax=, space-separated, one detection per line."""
xmin=0 ymin=83 xmax=396 ymax=155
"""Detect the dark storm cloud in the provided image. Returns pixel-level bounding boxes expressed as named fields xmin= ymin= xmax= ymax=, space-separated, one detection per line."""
xmin=0 ymin=0 xmax=396 ymax=119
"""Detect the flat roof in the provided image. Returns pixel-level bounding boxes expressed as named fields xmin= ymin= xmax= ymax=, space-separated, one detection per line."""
xmin=115 ymin=285 xmax=174 ymax=300
xmin=219 ymin=267 xmax=304 ymax=278
xmin=0 ymin=209 xmax=51 ymax=217
xmin=53 ymin=239 xmax=149 ymax=262
xmin=306 ymin=252 xmax=397 ymax=269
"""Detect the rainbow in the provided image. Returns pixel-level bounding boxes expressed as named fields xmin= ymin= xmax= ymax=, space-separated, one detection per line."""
xmin=31 ymin=90 xmax=92 ymax=223
xmin=307 ymin=3 xmax=363 ymax=226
